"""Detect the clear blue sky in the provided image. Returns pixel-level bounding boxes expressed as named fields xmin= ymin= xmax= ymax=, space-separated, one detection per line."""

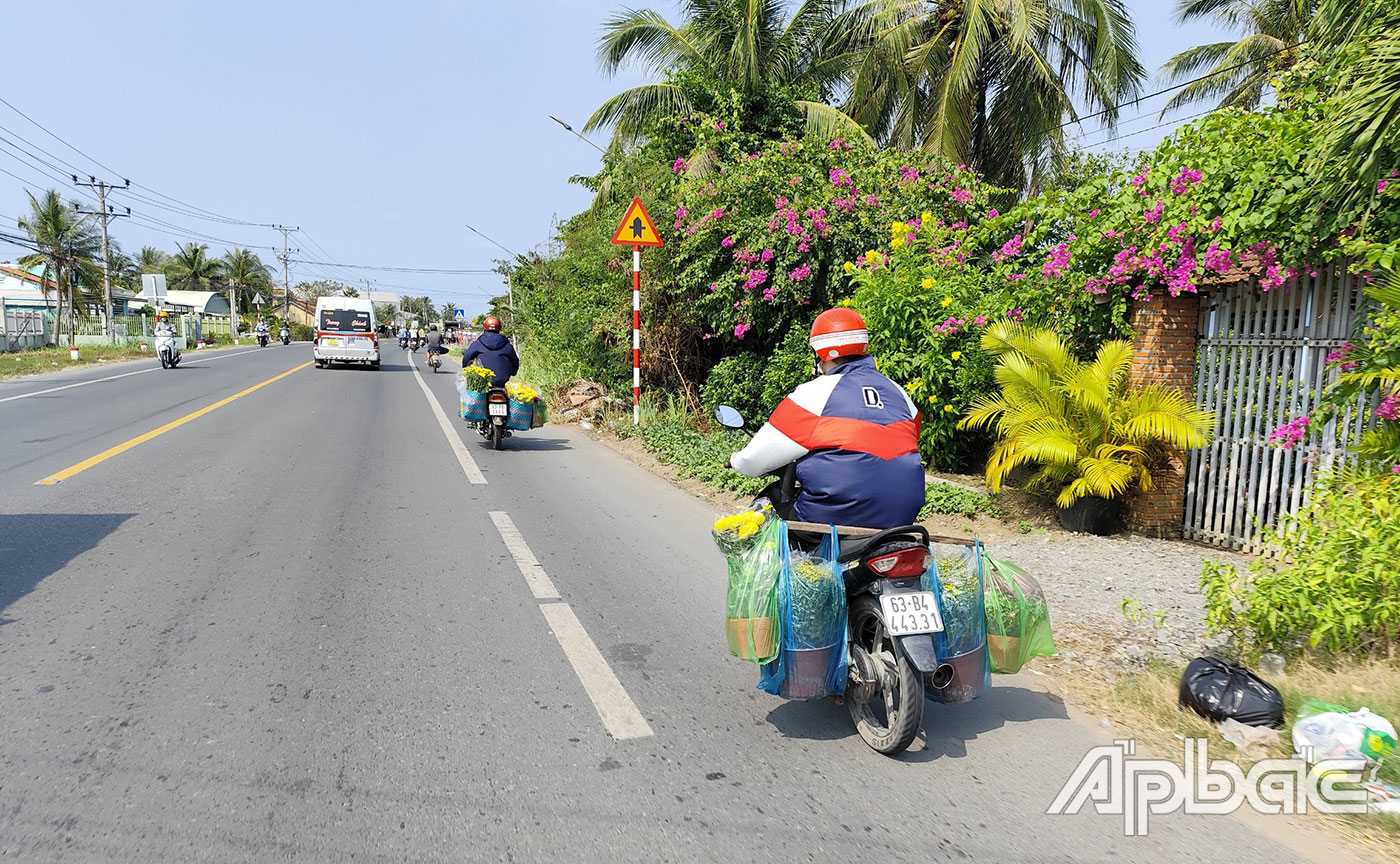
xmin=0 ymin=0 xmax=1227 ymax=316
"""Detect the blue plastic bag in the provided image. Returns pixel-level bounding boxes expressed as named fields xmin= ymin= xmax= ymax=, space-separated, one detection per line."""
xmin=759 ymin=524 xmax=848 ymax=700
xmin=924 ymin=539 xmax=990 ymax=704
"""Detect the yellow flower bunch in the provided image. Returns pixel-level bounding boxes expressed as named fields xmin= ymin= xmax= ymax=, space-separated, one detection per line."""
xmin=864 ymin=250 xmax=882 ymax=266
xmin=941 ymin=296 xmax=954 ymax=308
xmin=921 ymin=211 xmax=933 ymax=225
xmin=843 ymin=261 xmax=855 ymax=275
xmin=713 ymin=509 xmax=767 ymax=539
xmin=951 ymin=351 xmax=962 ymax=361
xmin=921 ymin=277 xmax=935 ymax=290
xmin=906 ymin=377 xmax=925 ymax=395
xmin=462 ymin=364 xmax=496 ymax=392
xmin=506 ymin=381 xmax=540 ymax=403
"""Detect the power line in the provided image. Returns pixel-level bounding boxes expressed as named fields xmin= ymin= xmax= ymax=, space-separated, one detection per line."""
xmin=1061 ymin=40 xmax=1307 ymax=133
xmin=286 ymin=257 xmax=495 ymax=275
xmin=464 ymin=222 xmax=519 ymax=258
xmin=0 ymin=95 xmax=120 ymax=176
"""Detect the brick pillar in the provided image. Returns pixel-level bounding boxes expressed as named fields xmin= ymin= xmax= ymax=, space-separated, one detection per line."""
xmin=1125 ymin=293 xmax=1202 ymax=539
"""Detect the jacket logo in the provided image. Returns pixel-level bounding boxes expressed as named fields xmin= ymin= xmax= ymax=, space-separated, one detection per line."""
xmin=862 ymin=387 xmax=884 ymax=410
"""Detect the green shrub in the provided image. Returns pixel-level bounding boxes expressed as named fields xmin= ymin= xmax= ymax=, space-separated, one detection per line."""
xmin=702 ymin=354 xmax=766 ymax=421
xmin=1201 ymin=472 xmax=1400 ymax=658
xmin=918 ymin=483 xmax=1003 ymax=520
xmin=640 ymin=421 xmax=769 ymax=495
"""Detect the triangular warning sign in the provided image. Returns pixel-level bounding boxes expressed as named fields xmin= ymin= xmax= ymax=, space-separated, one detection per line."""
xmin=610 ymin=197 xmax=664 ymax=247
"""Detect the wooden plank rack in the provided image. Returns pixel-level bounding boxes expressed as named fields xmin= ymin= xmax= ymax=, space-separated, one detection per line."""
xmin=785 ymin=520 xmax=976 ymax=547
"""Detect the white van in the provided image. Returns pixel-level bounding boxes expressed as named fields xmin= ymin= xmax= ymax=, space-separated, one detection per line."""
xmin=313 ymin=296 xmax=379 ymax=369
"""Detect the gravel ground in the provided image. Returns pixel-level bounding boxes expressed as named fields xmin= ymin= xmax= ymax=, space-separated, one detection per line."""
xmin=977 ymin=529 xmax=1253 ymax=668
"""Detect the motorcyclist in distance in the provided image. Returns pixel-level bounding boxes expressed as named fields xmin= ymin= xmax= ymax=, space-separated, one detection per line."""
xmin=727 ymin=308 xmax=924 ymax=529
xmin=461 ymin=316 xmax=519 ymax=387
xmin=423 ymin=323 xmax=448 ymax=366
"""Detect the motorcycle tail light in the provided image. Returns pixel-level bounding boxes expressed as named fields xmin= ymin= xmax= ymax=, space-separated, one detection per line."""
xmin=488 ymin=392 xmax=508 ymax=403
xmin=867 ymin=548 xmax=932 ymax=578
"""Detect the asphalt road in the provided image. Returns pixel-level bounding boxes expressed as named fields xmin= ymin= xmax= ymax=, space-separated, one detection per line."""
xmin=0 ymin=344 xmax=1346 ymax=862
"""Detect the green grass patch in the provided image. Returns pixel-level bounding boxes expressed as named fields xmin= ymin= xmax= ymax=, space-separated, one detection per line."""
xmin=919 ymin=482 xmax=1003 ymax=519
xmin=639 ymin=420 xmax=769 ymax=495
xmin=0 ymin=345 xmax=155 ymax=380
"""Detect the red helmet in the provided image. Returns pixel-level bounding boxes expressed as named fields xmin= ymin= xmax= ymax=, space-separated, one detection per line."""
xmin=809 ymin=308 xmax=868 ymax=360
xmin=483 ymin=316 xmax=502 ymax=333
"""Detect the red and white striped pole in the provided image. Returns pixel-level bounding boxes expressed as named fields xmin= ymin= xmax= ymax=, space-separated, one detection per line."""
xmin=632 ymin=244 xmax=641 ymax=425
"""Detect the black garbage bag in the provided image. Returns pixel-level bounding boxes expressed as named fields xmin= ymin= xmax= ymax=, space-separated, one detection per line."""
xmin=1178 ymin=657 xmax=1285 ymax=728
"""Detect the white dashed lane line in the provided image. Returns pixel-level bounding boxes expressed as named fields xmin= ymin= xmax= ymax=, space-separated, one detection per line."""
xmin=489 ymin=510 xmax=654 ymax=741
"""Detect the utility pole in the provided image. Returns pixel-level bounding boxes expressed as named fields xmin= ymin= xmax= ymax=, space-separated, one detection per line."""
xmin=73 ymin=176 xmax=131 ymax=344
xmin=274 ymin=225 xmax=298 ymax=327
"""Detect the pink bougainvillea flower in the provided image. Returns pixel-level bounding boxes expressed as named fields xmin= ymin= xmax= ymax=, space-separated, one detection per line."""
xmin=1171 ymin=168 xmax=1202 ymax=194
xmin=760 ymin=249 xmax=774 ymax=263
xmin=900 ymin=165 xmax=919 ymax=183
xmin=788 ymin=263 xmax=812 ymax=282
xmin=992 ymin=234 xmax=1024 ymax=263
xmin=1374 ymin=392 xmax=1400 ymax=421
xmin=672 ymin=157 xmax=689 ymax=174
xmin=1006 ymin=308 xmax=1024 ymax=322
xmin=721 ymin=236 xmax=735 ymax=248
xmin=829 ymin=168 xmax=852 ymax=187
xmin=1379 ymin=180 xmax=1390 ymax=193
xmin=734 ymin=321 xmax=750 ymax=340
xmin=987 ymin=209 xmax=999 ymax=219
xmin=950 ymin=187 xmax=973 ymax=205
xmin=1269 ymin=416 xmax=1310 ymax=449
xmin=973 ymin=315 xmax=987 ymax=327
xmin=1087 ymin=208 xmax=1101 ymax=218
xmin=1144 ymin=200 xmax=1165 ymax=224
xmin=1042 ymin=242 xmax=1073 ymax=280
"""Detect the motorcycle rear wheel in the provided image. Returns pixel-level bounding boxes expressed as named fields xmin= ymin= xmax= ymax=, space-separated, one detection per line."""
xmin=490 ymin=421 xmax=504 ymax=450
xmin=846 ymin=595 xmax=924 ymax=755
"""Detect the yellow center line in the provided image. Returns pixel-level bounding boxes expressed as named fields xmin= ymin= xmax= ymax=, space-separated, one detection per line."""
xmin=35 ymin=361 xmax=313 ymax=486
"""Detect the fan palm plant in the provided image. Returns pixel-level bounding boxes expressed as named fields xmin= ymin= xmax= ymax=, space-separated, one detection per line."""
xmin=959 ymin=322 xmax=1215 ymax=508
xmin=15 ymin=190 xmax=103 ymax=346
xmin=135 ymin=246 xmax=167 ymax=274
xmin=586 ymin=0 xmax=868 ymax=145
xmin=223 ymin=248 xmax=272 ymax=311
xmin=841 ymin=0 xmax=1146 ymax=191
xmin=1159 ymin=0 xmax=1315 ymax=116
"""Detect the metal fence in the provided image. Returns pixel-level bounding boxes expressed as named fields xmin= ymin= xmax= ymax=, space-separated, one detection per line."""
xmin=1184 ymin=263 xmax=1371 ymax=551
xmin=1 ymin=307 xmax=46 ymax=352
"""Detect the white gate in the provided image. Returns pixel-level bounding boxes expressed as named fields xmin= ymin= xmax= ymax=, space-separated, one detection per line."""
xmin=1184 ymin=263 xmax=1371 ymax=551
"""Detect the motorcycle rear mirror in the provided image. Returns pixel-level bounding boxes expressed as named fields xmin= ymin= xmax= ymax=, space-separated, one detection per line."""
xmin=713 ymin=405 xmax=745 ymax=430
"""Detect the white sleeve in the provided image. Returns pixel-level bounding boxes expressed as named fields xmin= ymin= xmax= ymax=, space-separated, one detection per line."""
xmin=730 ymin=422 xmax=807 ymax=477
xmin=729 ymin=375 xmax=839 ymax=477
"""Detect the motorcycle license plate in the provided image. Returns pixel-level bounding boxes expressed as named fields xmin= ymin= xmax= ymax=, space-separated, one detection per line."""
xmin=879 ymin=591 xmax=944 ymax=636
xmin=488 ymin=403 xmax=508 ymax=417
xmin=323 ymin=338 xmax=340 ymax=346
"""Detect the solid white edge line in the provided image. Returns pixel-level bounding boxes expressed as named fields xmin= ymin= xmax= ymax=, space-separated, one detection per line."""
xmin=0 ymin=346 xmax=266 ymax=404
xmin=410 ymin=361 xmax=487 ymax=485
xmin=538 ymin=602 xmax=655 ymax=740
xmin=488 ymin=511 xmax=560 ymax=600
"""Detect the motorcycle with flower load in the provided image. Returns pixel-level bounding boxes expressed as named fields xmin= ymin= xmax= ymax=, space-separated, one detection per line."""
xmin=713 ymin=405 xmax=989 ymax=756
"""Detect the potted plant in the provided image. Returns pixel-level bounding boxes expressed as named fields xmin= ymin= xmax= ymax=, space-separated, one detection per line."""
xmin=781 ymin=557 xmax=843 ymax=699
xmin=959 ymin=322 xmax=1214 ymax=535
xmin=714 ymin=511 xmax=780 ymax=662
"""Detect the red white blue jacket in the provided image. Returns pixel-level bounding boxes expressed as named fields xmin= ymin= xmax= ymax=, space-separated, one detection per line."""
xmin=731 ymin=356 xmax=924 ymax=528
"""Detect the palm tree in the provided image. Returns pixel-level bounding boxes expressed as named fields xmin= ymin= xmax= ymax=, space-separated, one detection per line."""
xmin=135 ymin=246 xmax=167 ymax=274
xmin=843 ymin=0 xmax=1146 ymax=191
xmin=15 ymin=190 xmax=103 ymax=346
xmin=585 ymin=0 xmax=867 ymax=145
xmin=164 ymin=242 xmax=224 ymax=291
xmin=221 ymin=248 xmax=272 ymax=337
xmin=1159 ymin=0 xmax=1316 ymax=115
xmin=341 ymin=286 xmax=359 ymax=298
xmin=440 ymin=302 xmax=458 ymax=322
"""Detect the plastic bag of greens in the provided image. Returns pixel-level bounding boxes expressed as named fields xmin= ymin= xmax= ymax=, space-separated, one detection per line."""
xmin=981 ymin=553 xmax=1057 ymax=674
xmin=759 ymin=526 xmax=847 ymax=699
xmin=924 ymin=541 xmax=990 ymax=704
xmin=714 ymin=510 xmax=782 ymax=664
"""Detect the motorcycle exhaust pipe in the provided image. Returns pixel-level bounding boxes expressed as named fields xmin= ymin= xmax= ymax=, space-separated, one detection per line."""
xmin=928 ymin=663 xmax=956 ymax=690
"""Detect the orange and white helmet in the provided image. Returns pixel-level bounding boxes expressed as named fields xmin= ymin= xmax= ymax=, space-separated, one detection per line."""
xmin=809 ymin=308 xmax=869 ymax=360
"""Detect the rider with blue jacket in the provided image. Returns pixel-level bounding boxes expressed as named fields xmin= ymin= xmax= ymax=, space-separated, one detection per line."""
xmin=462 ymin=315 xmax=519 ymax=386
xmin=728 ymin=308 xmax=924 ymax=529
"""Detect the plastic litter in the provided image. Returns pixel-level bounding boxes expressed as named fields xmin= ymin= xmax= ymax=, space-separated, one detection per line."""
xmin=1290 ymin=700 xmax=1397 ymax=765
xmin=1218 ymin=717 xmax=1281 ymax=757
xmin=981 ymin=553 xmax=1056 ymax=674
xmin=1178 ymin=657 xmax=1284 ymax=727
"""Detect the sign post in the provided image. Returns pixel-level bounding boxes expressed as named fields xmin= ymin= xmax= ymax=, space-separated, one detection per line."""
xmin=610 ymin=197 xmax=664 ymax=425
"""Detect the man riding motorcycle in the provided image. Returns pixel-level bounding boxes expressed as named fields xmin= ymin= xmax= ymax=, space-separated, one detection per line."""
xmin=423 ymin=324 xmax=448 ymax=366
xmin=727 ymin=308 xmax=924 ymax=529
xmin=461 ymin=316 xmax=519 ymax=386
xmin=254 ymin=317 xmax=270 ymax=345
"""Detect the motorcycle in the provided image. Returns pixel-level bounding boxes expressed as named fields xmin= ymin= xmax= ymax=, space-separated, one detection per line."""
xmin=399 ymin=334 xmax=409 ymax=350
xmin=715 ymin=404 xmax=967 ymax=756
xmin=280 ymin=327 xmax=290 ymax=345
xmin=427 ymin=350 xmax=442 ymax=373
xmin=479 ymin=386 xmax=511 ymax=450
xmin=257 ymin=331 xmax=269 ymax=348
xmin=154 ymin=331 xmax=181 ymax=369
xmin=409 ymin=336 xmax=420 ymax=351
